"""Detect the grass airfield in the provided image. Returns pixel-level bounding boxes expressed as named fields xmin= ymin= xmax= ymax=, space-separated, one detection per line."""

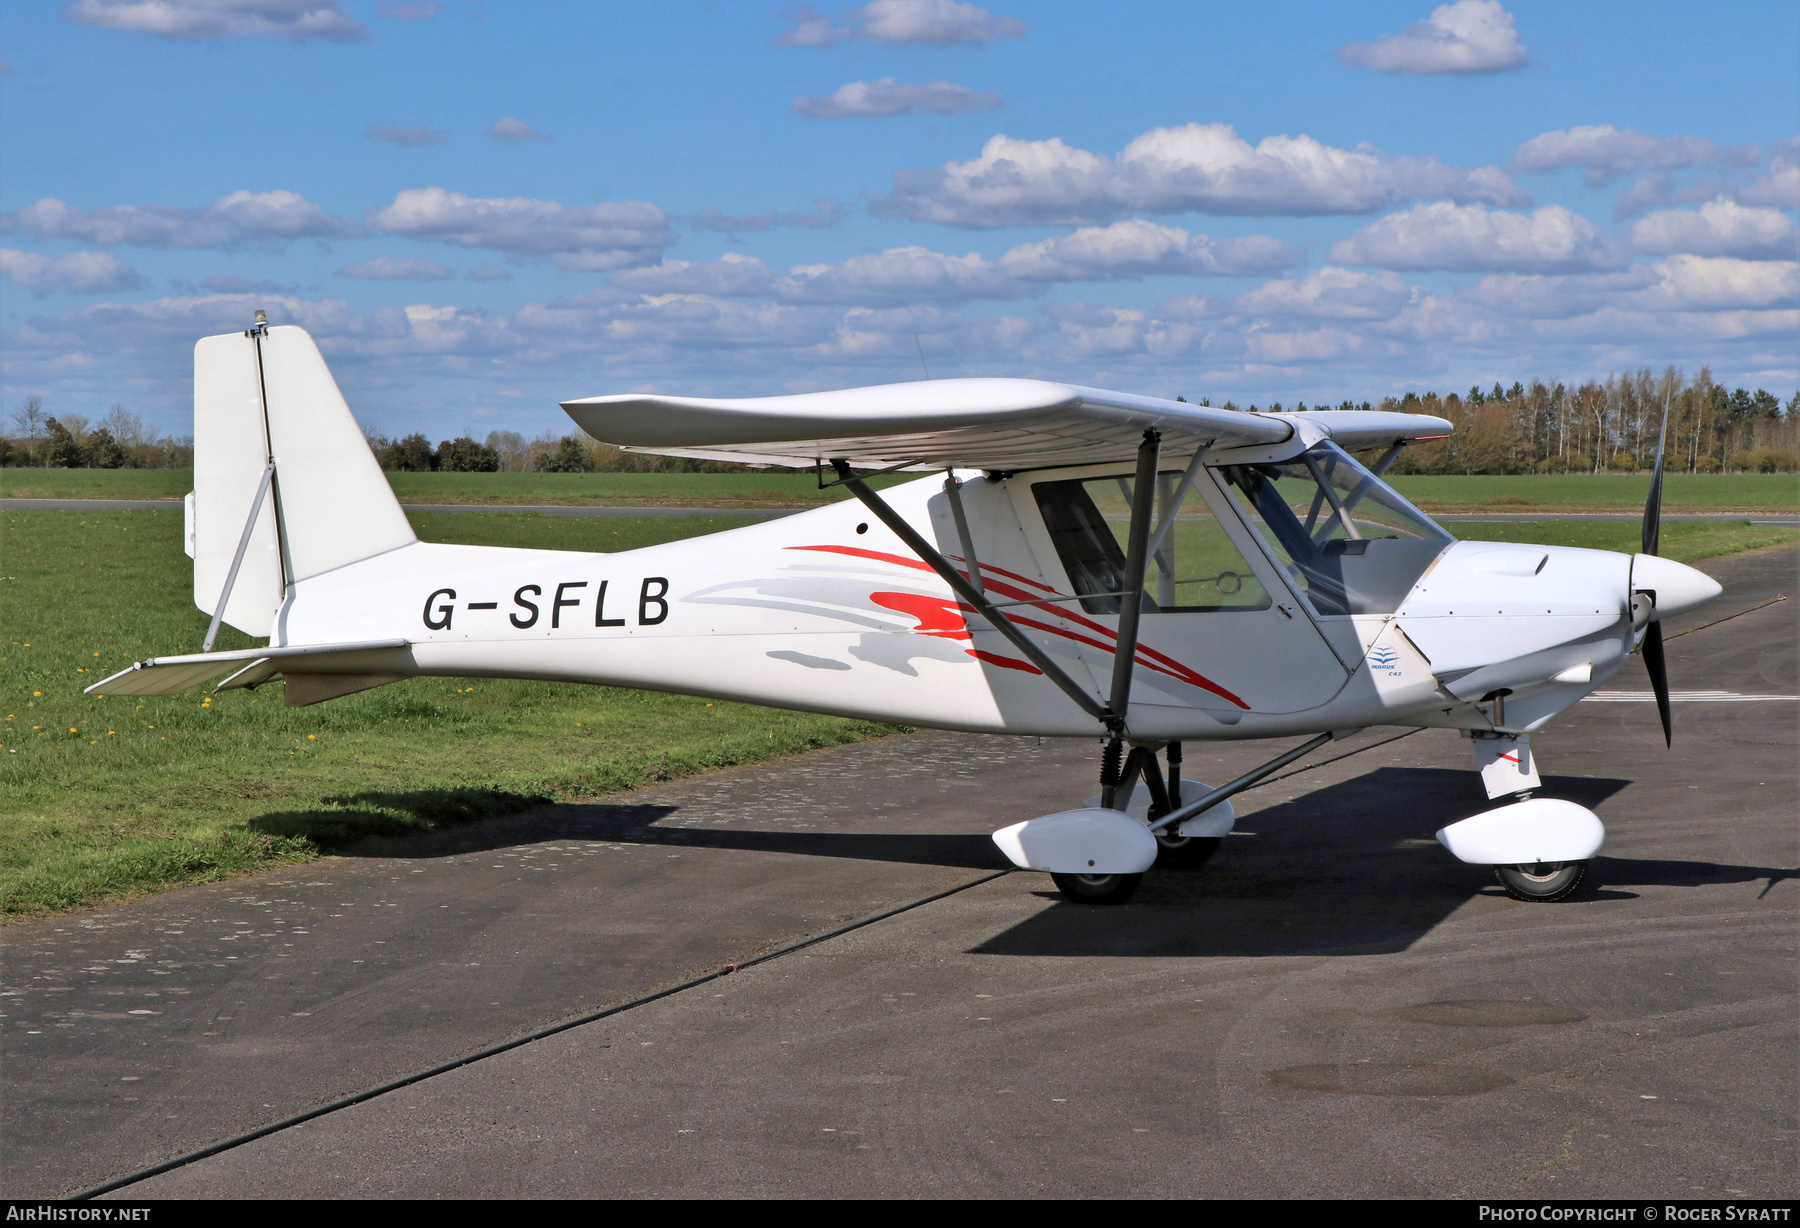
xmin=1 ymin=476 xmax=1796 ymax=920
xmin=6 ymin=545 xmax=1793 ymax=1200
xmin=4 ymin=466 xmax=1797 ymax=512
xmin=0 ymin=509 xmax=891 ymax=919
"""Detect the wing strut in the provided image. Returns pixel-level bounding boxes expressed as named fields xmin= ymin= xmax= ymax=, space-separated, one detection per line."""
xmin=831 ymin=459 xmax=1111 ymax=729
xmin=1096 ymin=429 xmax=1162 ymax=805
xmin=942 ymin=472 xmax=983 ymax=596
xmin=1107 ymin=431 xmax=1161 ymax=727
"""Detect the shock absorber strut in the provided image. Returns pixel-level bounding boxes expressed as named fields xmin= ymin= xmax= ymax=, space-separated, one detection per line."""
xmin=1098 ymin=737 xmax=1124 ymax=809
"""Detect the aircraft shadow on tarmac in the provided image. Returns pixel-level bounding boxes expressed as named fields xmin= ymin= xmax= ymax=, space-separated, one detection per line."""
xmin=254 ymin=790 xmax=1010 ymax=869
xmin=251 ymin=769 xmax=1793 ymax=961
xmin=964 ymin=766 xmax=1789 ymax=960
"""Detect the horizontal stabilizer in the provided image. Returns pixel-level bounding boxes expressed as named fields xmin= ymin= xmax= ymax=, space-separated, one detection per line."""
xmin=562 ymin=377 xmax=1452 ymax=471
xmin=85 ymin=639 xmax=411 ymax=697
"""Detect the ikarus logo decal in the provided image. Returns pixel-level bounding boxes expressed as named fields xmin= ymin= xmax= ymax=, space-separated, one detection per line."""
xmin=1367 ymin=642 xmax=1403 ymax=676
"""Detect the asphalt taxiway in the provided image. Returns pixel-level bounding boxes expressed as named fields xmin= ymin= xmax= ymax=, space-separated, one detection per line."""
xmin=4 ymin=548 xmax=1794 ymax=1199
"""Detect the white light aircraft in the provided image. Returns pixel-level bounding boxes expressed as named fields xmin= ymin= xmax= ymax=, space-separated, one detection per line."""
xmin=91 ymin=319 xmax=1723 ymax=904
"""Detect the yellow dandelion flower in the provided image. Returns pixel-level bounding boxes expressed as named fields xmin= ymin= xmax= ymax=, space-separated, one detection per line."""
xmin=307 ymin=734 xmax=316 ymax=740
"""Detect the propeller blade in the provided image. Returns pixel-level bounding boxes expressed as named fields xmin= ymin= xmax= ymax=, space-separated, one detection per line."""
xmin=1638 ymin=380 xmax=1674 ymax=746
xmin=1642 ymin=384 xmax=1671 ymax=557
xmin=1642 ymin=620 xmax=1672 ymax=747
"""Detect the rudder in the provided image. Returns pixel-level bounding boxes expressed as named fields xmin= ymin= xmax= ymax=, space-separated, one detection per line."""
xmin=193 ymin=323 xmax=416 ymax=639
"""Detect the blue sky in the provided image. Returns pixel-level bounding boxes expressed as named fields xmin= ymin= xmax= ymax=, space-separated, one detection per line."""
xmin=2 ymin=0 xmax=1795 ymax=440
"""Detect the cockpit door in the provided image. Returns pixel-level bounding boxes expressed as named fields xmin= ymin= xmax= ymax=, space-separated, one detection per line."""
xmin=1014 ymin=461 xmax=1351 ymax=718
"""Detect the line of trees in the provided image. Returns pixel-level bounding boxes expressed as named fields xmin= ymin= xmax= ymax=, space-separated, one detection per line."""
xmin=1211 ymin=368 xmax=1798 ymax=475
xmin=2 ymin=398 xmax=194 ymax=469
xmin=11 ymin=366 xmax=1794 ymax=476
xmin=369 ymin=430 xmax=754 ymax=474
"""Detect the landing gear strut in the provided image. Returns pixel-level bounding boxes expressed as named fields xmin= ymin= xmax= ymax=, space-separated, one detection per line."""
xmin=1141 ymin=741 xmax=1219 ymax=868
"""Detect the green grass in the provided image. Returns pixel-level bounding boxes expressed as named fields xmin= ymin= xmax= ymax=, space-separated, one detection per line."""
xmin=1388 ymin=472 xmax=1799 ymax=512
xmin=0 ymin=508 xmax=894 ymax=920
xmin=8 ymin=468 xmax=1796 ymax=512
xmin=1441 ymin=518 xmax=1800 ymax=563
xmin=3 ymin=506 xmax=1791 ymax=921
xmin=1 ymin=469 xmax=192 ymax=500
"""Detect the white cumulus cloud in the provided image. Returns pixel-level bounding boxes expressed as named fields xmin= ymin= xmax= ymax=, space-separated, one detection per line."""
xmin=0 ymin=190 xmax=364 ymax=248
xmin=874 ymin=123 xmax=1525 ymax=227
xmin=337 ymin=255 xmax=455 ymax=280
xmin=1630 ymin=255 xmax=1800 ymax=313
xmin=1513 ymin=125 xmax=1725 ymax=187
xmin=1631 ymin=198 xmax=1795 ymax=261
xmin=613 ymin=252 xmax=778 ymax=298
xmin=1337 ymin=0 xmax=1528 ymax=75
xmin=368 ymin=188 xmax=672 ymax=270
xmin=0 ymin=248 xmax=145 ymax=295
xmin=63 ymin=0 xmax=364 ymax=41
xmin=1330 ymin=202 xmax=1627 ymax=273
xmin=778 ymin=0 xmax=1024 ymax=47
xmin=618 ymin=221 xmax=1295 ymax=305
xmin=488 ymin=117 xmax=549 ymax=143
xmin=1468 ymin=257 xmax=1799 ymax=318
xmin=994 ymin=220 xmax=1295 ymax=282
xmin=794 ymin=79 xmax=1002 ymax=119
xmin=1737 ymin=137 xmax=1800 ymax=210
xmin=1235 ymin=268 xmax=1420 ymax=320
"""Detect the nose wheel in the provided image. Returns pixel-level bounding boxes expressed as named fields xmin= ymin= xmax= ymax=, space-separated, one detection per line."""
xmin=1050 ymin=872 xmax=1143 ymax=905
xmin=1494 ymin=861 xmax=1587 ymax=902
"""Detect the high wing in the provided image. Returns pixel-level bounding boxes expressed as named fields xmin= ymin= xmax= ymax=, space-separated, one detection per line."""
xmin=561 ymin=377 xmax=1450 ymax=471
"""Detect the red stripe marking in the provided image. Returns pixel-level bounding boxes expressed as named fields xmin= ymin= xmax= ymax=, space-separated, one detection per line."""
xmin=788 ymin=543 xmax=1250 ymax=709
xmin=953 ymin=556 xmax=1057 ymax=593
xmin=966 ymin=649 xmax=1041 ymax=674
xmin=870 ymin=592 xmax=971 ymax=641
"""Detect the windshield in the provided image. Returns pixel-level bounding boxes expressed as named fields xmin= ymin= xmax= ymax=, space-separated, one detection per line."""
xmin=1219 ymin=442 xmax=1453 ymax=616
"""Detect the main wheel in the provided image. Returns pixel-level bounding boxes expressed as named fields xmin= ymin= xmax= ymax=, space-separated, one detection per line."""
xmin=1153 ymin=829 xmax=1221 ymax=868
xmin=1050 ymin=872 xmax=1143 ymax=905
xmin=1494 ymin=860 xmax=1587 ymax=902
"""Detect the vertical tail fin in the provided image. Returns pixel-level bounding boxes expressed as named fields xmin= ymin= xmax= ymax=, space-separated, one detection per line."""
xmin=193 ymin=324 xmax=416 ymax=639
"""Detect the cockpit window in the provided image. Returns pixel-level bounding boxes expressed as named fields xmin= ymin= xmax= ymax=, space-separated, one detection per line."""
xmin=1220 ymin=442 xmax=1453 ymax=616
xmin=1033 ymin=471 xmax=1272 ymax=615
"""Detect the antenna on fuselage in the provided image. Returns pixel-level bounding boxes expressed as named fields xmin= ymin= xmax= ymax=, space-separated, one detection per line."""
xmin=914 ymin=333 xmax=932 ymax=381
